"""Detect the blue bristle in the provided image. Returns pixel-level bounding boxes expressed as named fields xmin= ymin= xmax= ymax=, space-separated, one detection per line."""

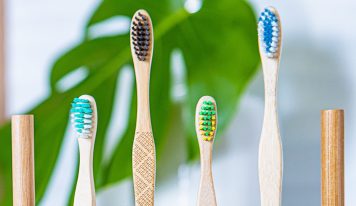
xmin=70 ymin=97 xmax=92 ymax=136
xmin=258 ymin=8 xmax=280 ymax=57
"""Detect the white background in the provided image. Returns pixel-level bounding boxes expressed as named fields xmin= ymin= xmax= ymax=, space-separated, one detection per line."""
xmin=4 ymin=0 xmax=356 ymax=205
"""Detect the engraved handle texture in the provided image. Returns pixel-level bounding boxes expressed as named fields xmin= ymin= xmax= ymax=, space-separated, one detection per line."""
xmin=133 ymin=132 xmax=156 ymax=206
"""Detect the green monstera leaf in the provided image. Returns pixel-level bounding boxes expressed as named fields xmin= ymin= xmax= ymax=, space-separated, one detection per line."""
xmin=0 ymin=0 xmax=259 ymax=204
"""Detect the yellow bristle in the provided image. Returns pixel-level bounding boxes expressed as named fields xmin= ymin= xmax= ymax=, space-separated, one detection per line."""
xmin=212 ymin=121 xmax=216 ymax=126
xmin=212 ymin=115 xmax=216 ymax=120
xmin=212 ymin=127 xmax=216 ymax=131
xmin=210 ymin=132 xmax=214 ymax=136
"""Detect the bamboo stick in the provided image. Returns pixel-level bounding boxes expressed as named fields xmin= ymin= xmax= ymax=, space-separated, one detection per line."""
xmin=12 ymin=115 xmax=35 ymax=206
xmin=321 ymin=109 xmax=344 ymax=206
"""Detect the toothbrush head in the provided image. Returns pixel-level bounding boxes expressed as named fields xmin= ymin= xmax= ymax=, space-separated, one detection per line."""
xmin=258 ymin=7 xmax=282 ymax=58
xmin=195 ymin=96 xmax=218 ymax=142
xmin=130 ymin=9 xmax=153 ymax=62
xmin=70 ymin=95 xmax=96 ymax=138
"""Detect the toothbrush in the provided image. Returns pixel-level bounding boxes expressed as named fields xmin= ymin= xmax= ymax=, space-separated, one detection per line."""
xmin=130 ymin=9 xmax=156 ymax=206
xmin=70 ymin=95 xmax=97 ymax=206
xmin=257 ymin=7 xmax=283 ymax=206
xmin=195 ymin=96 xmax=218 ymax=206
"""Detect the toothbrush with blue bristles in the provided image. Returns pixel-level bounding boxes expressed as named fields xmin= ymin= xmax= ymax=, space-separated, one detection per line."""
xmin=70 ymin=95 xmax=97 ymax=206
xmin=257 ymin=7 xmax=283 ymax=206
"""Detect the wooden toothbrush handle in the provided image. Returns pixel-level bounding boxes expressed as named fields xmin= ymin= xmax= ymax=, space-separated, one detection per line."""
xmin=12 ymin=115 xmax=35 ymax=206
xmin=321 ymin=110 xmax=344 ymax=206
xmin=133 ymin=131 xmax=156 ymax=206
xmin=258 ymin=107 xmax=282 ymax=206
xmin=197 ymin=142 xmax=217 ymax=206
xmin=74 ymin=138 xmax=96 ymax=206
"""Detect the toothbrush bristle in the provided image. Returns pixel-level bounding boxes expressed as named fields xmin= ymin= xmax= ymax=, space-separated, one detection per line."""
xmin=70 ymin=97 xmax=93 ymax=138
xmin=258 ymin=7 xmax=280 ymax=58
xmin=131 ymin=11 xmax=151 ymax=61
xmin=198 ymin=100 xmax=217 ymax=141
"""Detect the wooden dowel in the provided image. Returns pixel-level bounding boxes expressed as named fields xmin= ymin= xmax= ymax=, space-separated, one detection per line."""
xmin=12 ymin=115 xmax=35 ymax=206
xmin=321 ymin=109 xmax=344 ymax=206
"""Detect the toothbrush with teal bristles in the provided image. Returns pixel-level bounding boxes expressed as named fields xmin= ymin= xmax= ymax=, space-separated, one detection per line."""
xmin=257 ymin=7 xmax=283 ymax=206
xmin=70 ymin=95 xmax=97 ymax=206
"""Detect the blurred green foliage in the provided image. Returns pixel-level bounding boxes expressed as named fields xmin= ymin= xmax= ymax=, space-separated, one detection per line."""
xmin=0 ymin=0 xmax=259 ymax=204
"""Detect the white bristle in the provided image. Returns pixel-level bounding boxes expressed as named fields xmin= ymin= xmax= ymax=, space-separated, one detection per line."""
xmin=84 ymin=114 xmax=92 ymax=118
xmin=84 ymin=125 xmax=92 ymax=129
xmin=83 ymin=119 xmax=92 ymax=124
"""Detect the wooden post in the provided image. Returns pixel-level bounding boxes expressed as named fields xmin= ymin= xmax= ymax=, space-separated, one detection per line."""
xmin=12 ymin=115 xmax=35 ymax=206
xmin=321 ymin=110 xmax=344 ymax=206
xmin=0 ymin=0 xmax=5 ymax=124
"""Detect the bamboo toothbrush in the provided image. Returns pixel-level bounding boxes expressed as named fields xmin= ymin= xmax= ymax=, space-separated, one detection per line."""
xmin=257 ymin=7 xmax=283 ymax=206
xmin=70 ymin=95 xmax=97 ymax=206
xmin=130 ymin=9 xmax=156 ymax=206
xmin=195 ymin=96 xmax=218 ymax=206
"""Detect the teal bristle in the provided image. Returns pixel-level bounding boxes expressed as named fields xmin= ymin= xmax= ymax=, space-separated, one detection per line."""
xmin=70 ymin=97 xmax=93 ymax=137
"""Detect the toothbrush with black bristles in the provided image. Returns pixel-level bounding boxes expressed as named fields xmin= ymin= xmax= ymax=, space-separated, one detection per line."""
xmin=70 ymin=95 xmax=97 ymax=206
xmin=130 ymin=9 xmax=156 ymax=206
xmin=195 ymin=96 xmax=218 ymax=206
xmin=257 ymin=7 xmax=283 ymax=206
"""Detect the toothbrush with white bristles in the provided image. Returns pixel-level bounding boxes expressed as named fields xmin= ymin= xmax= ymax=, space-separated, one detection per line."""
xmin=257 ymin=7 xmax=283 ymax=206
xmin=70 ymin=95 xmax=97 ymax=206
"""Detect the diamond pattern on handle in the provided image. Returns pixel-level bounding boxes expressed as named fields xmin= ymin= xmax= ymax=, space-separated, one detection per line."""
xmin=133 ymin=132 xmax=156 ymax=206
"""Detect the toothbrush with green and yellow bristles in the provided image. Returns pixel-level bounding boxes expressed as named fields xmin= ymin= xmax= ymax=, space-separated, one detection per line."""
xmin=257 ymin=6 xmax=283 ymax=206
xmin=195 ymin=96 xmax=218 ymax=206
xmin=70 ymin=95 xmax=97 ymax=206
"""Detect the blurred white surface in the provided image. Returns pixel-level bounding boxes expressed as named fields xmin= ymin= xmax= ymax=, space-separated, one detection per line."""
xmin=5 ymin=0 xmax=356 ymax=205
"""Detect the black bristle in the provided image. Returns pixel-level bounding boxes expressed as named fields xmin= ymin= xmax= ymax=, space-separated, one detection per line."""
xmin=131 ymin=12 xmax=151 ymax=61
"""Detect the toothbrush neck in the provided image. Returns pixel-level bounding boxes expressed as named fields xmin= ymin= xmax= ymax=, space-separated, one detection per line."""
xmin=135 ymin=65 xmax=152 ymax=132
xmin=263 ymin=64 xmax=279 ymax=108
xmin=200 ymin=142 xmax=213 ymax=174
xmin=262 ymin=64 xmax=279 ymax=128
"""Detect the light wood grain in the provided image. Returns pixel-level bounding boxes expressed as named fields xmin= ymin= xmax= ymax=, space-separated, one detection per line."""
xmin=258 ymin=7 xmax=283 ymax=206
xmin=12 ymin=115 xmax=35 ymax=206
xmin=195 ymin=96 xmax=217 ymax=206
xmin=0 ymin=0 xmax=5 ymax=124
xmin=321 ymin=109 xmax=344 ymax=206
xmin=73 ymin=95 xmax=97 ymax=206
xmin=130 ymin=9 xmax=156 ymax=206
